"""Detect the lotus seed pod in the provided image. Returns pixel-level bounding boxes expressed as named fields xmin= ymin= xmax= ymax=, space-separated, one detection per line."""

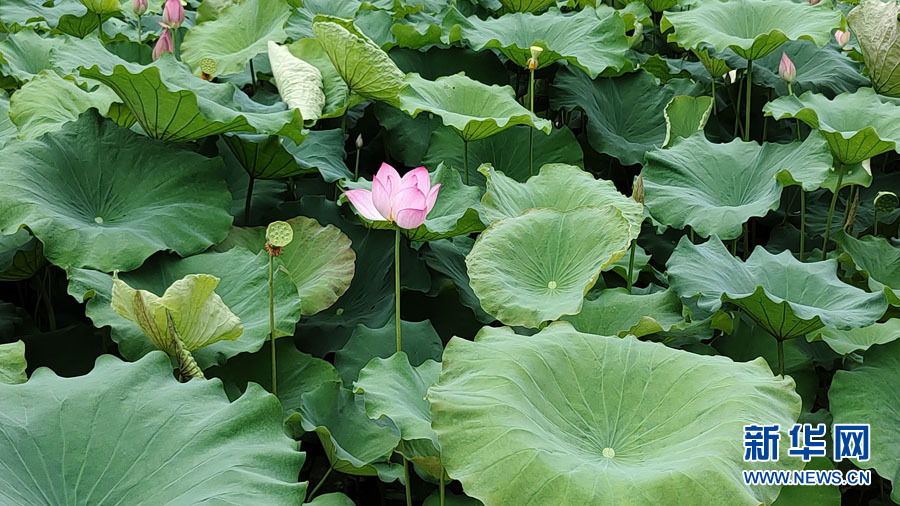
xmin=874 ymin=191 xmax=899 ymax=213
xmin=200 ymin=58 xmax=217 ymax=77
xmin=266 ymin=221 xmax=293 ymax=248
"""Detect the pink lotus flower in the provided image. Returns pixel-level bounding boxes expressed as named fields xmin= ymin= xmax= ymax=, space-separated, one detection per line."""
xmin=779 ymin=52 xmax=796 ymax=83
xmin=153 ymin=25 xmax=173 ymax=60
xmin=835 ymin=30 xmax=851 ymax=47
xmin=162 ymin=0 xmax=184 ymax=29
xmin=344 ymin=163 xmax=441 ymax=230
xmin=132 ymin=0 xmax=147 ymax=15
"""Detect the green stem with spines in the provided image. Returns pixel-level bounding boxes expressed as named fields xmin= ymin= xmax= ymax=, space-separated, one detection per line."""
xmin=136 ymin=15 xmax=142 ymax=46
xmin=528 ymin=66 xmax=535 ymax=178
xmin=395 ymin=227 xmax=401 ymax=353
xmin=269 ymin=253 xmax=277 ymax=396
xmin=403 ymin=458 xmax=412 ymax=506
xmin=822 ymin=162 xmax=845 ymax=260
xmin=800 ymin=189 xmax=806 ymax=261
xmin=463 ymin=138 xmax=469 ymax=185
xmin=744 ymin=59 xmax=752 ymax=141
xmin=626 ymin=242 xmax=636 ymax=293
xmin=307 ymin=466 xmax=332 ymax=500
xmin=244 ymin=176 xmax=254 ymax=226
xmin=776 ymin=338 xmax=784 ymax=377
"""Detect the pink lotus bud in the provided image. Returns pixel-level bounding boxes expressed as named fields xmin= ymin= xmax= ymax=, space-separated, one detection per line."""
xmin=153 ymin=25 xmax=173 ymax=60
xmin=779 ymin=52 xmax=796 ymax=83
xmin=162 ymin=0 xmax=184 ymax=29
xmin=343 ymin=163 xmax=441 ymax=230
xmin=132 ymin=0 xmax=147 ymax=15
xmin=835 ymin=30 xmax=850 ymax=47
xmin=807 ymin=0 xmax=820 ymax=5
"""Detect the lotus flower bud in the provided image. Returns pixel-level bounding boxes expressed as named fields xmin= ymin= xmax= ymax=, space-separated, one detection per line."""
xmin=779 ymin=52 xmax=796 ymax=83
xmin=835 ymin=29 xmax=851 ymax=47
xmin=725 ymin=69 xmax=738 ymax=85
xmin=132 ymin=0 xmax=147 ymax=15
xmin=152 ymin=25 xmax=173 ymax=60
xmin=807 ymin=0 xmax=820 ymax=5
xmin=162 ymin=0 xmax=184 ymax=29
xmin=528 ymin=45 xmax=542 ymax=70
xmin=356 ymin=134 xmax=363 ymax=149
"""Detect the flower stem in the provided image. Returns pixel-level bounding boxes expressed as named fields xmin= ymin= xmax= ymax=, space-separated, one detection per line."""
xmin=822 ymin=162 xmax=845 ymax=260
xmin=244 ymin=176 xmax=255 ymax=226
xmin=395 ymin=227 xmax=402 ymax=353
xmin=875 ymin=210 xmax=879 ymax=236
xmin=439 ymin=466 xmax=445 ymax=506
xmin=528 ymin=67 xmax=535 ymax=178
xmin=799 ymin=189 xmax=806 ymax=261
xmin=403 ymin=458 xmax=412 ymax=506
xmin=626 ymin=242 xmax=636 ymax=293
xmin=136 ymin=15 xmax=142 ymax=46
xmin=776 ymin=338 xmax=784 ymax=377
xmin=249 ymin=59 xmax=257 ymax=94
xmin=463 ymin=138 xmax=469 ymax=185
xmin=711 ymin=78 xmax=716 ymax=114
xmin=173 ymin=27 xmax=181 ymax=60
xmin=269 ymin=253 xmax=277 ymax=396
xmin=307 ymin=466 xmax=332 ymax=500
xmin=744 ymin=59 xmax=752 ymax=141
xmin=354 ymin=148 xmax=361 ymax=180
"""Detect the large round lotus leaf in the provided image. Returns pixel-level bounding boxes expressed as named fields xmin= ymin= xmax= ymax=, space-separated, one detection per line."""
xmin=663 ymin=95 xmax=713 ymax=147
xmin=480 ymin=163 xmax=642 ymax=239
xmin=429 ymin=323 xmax=802 ymax=505
xmin=286 ymin=38 xmax=367 ymax=120
xmin=51 ymin=39 xmax=305 ymax=143
xmin=311 ymin=15 xmax=405 ymax=105
xmin=551 ymin=68 xmax=703 ymax=165
xmin=182 ymin=0 xmax=290 ymax=78
xmin=0 ymin=229 xmax=45 ymax=281
xmin=833 ymin=232 xmax=900 ymax=306
xmin=442 ymin=6 xmax=630 ymax=77
xmin=399 ymin=72 xmax=551 ymax=142
xmin=642 ymin=133 xmax=833 ymax=239
xmin=284 ymin=0 xmax=361 ymax=40
xmin=213 ymin=216 xmax=355 ymax=315
xmin=0 ymin=29 xmax=65 ymax=83
xmin=422 ymin=125 xmax=583 ymax=187
xmin=811 ymin=319 xmax=900 ymax=355
xmin=0 ymin=0 xmax=99 ymax=37
xmin=497 ymin=0 xmax=555 ymax=12
xmin=9 ymin=70 xmax=118 ymax=141
xmin=667 ymin=236 xmax=888 ymax=339
xmin=0 ymin=91 xmax=14 ymax=149
xmin=829 ymin=339 xmax=900 ymax=503
xmin=0 ymin=352 xmax=307 ymax=505
xmin=763 ymin=88 xmax=900 ymax=165
xmin=343 ymin=164 xmax=485 ymax=241
xmin=563 ymin=288 xmax=685 ymax=338
xmin=660 ymin=0 xmax=841 ymax=61
xmin=0 ymin=340 xmax=26 ymax=384
xmin=848 ymin=0 xmax=900 ymax=98
xmin=222 ymin=130 xmax=351 ymax=182
xmin=466 ymin=207 xmax=632 ymax=328
xmin=0 ymin=112 xmax=232 ymax=272
xmin=753 ymin=40 xmax=868 ymax=98
xmin=66 ymin=248 xmax=302 ymax=369
xmin=295 ymin=381 xmax=401 ymax=476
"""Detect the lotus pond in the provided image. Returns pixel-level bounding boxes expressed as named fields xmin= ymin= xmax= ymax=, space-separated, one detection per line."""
xmin=0 ymin=0 xmax=899 ymax=504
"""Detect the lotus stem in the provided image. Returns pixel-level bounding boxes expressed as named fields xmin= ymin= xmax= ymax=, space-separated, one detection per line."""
xmin=173 ymin=27 xmax=181 ymax=60
xmin=354 ymin=148 xmax=361 ymax=181
xmin=799 ymin=189 xmax=806 ymax=261
xmin=776 ymin=338 xmax=784 ymax=377
xmin=874 ymin=210 xmax=879 ymax=235
xmin=97 ymin=14 xmax=104 ymax=41
xmin=690 ymin=228 xmax=695 ymax=243
xmin=528 ymin=66 xmax=535 ymax=178
xmin=733 ymin=77 xmax=744 ymax=139
xmin=711 ymin=78 xmax=716 ymax=114
xmin=626 ymin=242 xmax=636 ymax=293
xmin=268 ymin=252 xmax=277 ymax=396
xmin=403 ymin=458 xmax=412 ymax=506
xmin=136 ymin=15 xmax=142 ymax=46
xmin=822 ymin=162 xmax=845 ymax=260
xmin=463 ymin=138 xmax=469 ymax=185
xmin=439 ymin=466 xmax=445 ymax=506
xmin=395 ymin=227 xmax=402 ymax=353
xmin=743 ymin=222 xmax=749 ymax=258
xmin=244 ymin=176 xmax=254 ymax=226
xmin=307 ymin=466 xmax=332 ymax=500
xmin=744 ymin=59 xmax=752 ymax=141
xmin=249 ymin=59 xmax=257 ymax=94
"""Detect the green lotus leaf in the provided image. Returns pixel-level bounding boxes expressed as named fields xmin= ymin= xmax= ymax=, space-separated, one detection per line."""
xmin=0 ymin=91 xmax=14 ymax=149
xmin=848 ymin=0 xmax=900 ymax=97
xmin=285 ymin=0 xmax=362 ymax=40
xmin=763 ymin=88 xmax=900 ymax=165
xmin=222 ymin=130 xmax=351 ymax=182
xmin=563 ymin=288 xmax=685 ymax=338
xmin=829 ymin=339 xmax=900 ymax=503
xmin=286 ymin=38 xmax=367 ymax=120
xmin=182 ymin=0 xmax=291 ymax=78
xmin=268 ymin=41 xmax=326 ymax=122
xmin=642 ymin=133 xmax=833 ymax=239
xmin=422 ymin=237 xmax=493 ymax=323
xmin=354 ymin=352 xmax=441 ymax=448
xmin=343 ymin=164 xmax=485 ymax=241
xmin=0 ymin=29 xmax=66 ymax=83
xmin=480 ymin=163 xmax=642 ymax=240
xmin=66 ymin=248 xmax=302 ymax=369
xmin=312 ymin=15 xmax=406 ymax=105
xmin=752 ymin=40 xmax=868 ymax=97
xmin=0 ymin=112 xmax=232 ymax=271
xmin=810 ymin=319 xmax=900 ymax=355
xmin=207 ymin=338 xmax=341 ymax=420
xmin=335 ymin=319 xmax=444 ymax=385
xmin=0 ymin=0 xmax=99 ymax=37
xmin=551 ymin=68 xmax=703 ymax=165
xmin=196 ymin=0 xmax=243 ymax=23
xmin=392 ymin=10 xmax=445 ymax=50
xmin=661 ymin=0 xmax=841 ymax=60
xmin=663 ymin=95 xmax=713 ymax=147
xmin=429 ymin=323 xmax=802 ymax=505
xmin=667 ymin=236 xmax=887 ymax=339
xmin=0 ymin=229 xmax=45 ymax=282
xmin=305 ymin=492 xmax=356 ymax=506
xmin=0 ymin=352 xmax=307 ymax=505
xmin=296 ymin=381 xmax=401 ymax=476
xmin=9 ymin=70 xmax=118 ymax=141
xmin=0 ymin=340 xmax=26 ymax=384
xmin=52 ymin=39 xmax=305 ymax=143
xmin=466 ymin=206 xmax=632 ymax=328
xmin=111 ymin=273 xmax=243 ymax=354
xmin=422 ymin=126 xmax=583 ymax=187
xmin=694 ymin=47 xmax=732 ymax=78
xmin=442 ymin=6 xmax=630 ymax=77
xmin=213 ymin=216 xmax=356 ymax=315
xmin=399 ymin=72 xmax=551 ymax=142
xmin=79 ymin=0 xmax=119 ymax=14
xmin=497 ymin=0 xmax=555 ymax=12
xmin=833 ymin=232 xmax=900 ymax=306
